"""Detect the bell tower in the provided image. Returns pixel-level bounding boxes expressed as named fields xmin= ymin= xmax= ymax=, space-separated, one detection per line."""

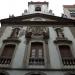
xmin=28 ymin=1 xmax=49 ymax=14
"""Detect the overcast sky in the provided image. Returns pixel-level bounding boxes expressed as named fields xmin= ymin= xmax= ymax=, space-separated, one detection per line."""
xmin=0 ymin=0 xmax=75 ymax=19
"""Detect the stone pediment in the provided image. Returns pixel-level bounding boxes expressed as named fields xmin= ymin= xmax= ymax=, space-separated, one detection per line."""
xmin=0 ymin=13 xmax=75 ymax=26
xmin=1 ymin=13 xmax=74 ymax=22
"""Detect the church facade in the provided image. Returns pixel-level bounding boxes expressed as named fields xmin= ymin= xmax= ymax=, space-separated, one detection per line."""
xmin=0 ymin=1 xmax=75 ymax=75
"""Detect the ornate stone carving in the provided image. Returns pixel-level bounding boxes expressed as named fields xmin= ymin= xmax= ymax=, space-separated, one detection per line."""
xmin=25 ymin=26 xmax=49 ymax=38
xmin=55 ymin=27 xmax=64 ymax=38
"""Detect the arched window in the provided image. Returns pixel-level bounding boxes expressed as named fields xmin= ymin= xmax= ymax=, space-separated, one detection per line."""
xmin=35 ymin=7 xmax=41 ymax=11
xmin=29 ymin=42 xmax=44 ymax=65
xmin=59 ymin=45 xmax=73 ymax=58
xmin=0 ymin=44 xmax=16 ymax=64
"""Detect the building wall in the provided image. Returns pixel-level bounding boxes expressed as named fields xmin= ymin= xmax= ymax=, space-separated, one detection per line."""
xmin=0 ymin=26 xmax=75 ymax=65
xmin=0 ymin=2 xmax=75 ymax=75
xmin=63 ymin=7 xmax=75 ymax=19
xmin=63 ymin=7 xmax=71 ymax=18
xmin=0 ymin=26 xmax=75 ymax=75
xmin=0 ymin=25 xmax=75 ymax=75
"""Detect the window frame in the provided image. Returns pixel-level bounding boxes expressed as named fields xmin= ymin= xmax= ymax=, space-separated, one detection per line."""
xmin=65 ymin=72 xmax=75 ymax=75
xmin=35 ymin=6 xmax=41 ymax=11
xmin=0 ymin=71 xmax=9 ymax=75
xmin=0 ymin=43 xmax=17 ymax=67
xmin=29 ymin=42 xmax=44 ymax=65
xmin=69 ymin=10 xmax=75 ymax=17
xmin=25 ymin=40 xmax=48 ymax=67
xmin=55 ymin=43 xmax=74 ymax=66
xmin=58 ymin=45 xmax=73 ymax=58
xmin=30 ymin=42 xmax=44 ymax=58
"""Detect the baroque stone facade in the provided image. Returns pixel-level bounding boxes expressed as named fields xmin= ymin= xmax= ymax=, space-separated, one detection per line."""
xmin=0 ymin=1 xmax=75 ymax=75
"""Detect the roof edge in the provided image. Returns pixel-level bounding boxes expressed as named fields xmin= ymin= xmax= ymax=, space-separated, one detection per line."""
xmin=28 ymin=1 xmax=49 ymax=6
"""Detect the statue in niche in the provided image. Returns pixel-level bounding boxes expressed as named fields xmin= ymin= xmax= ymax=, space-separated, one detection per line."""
xmin=55 ymin=28 xmax=64 ymax=38
xmin=11 ymin=28 xmax=20 ymax=38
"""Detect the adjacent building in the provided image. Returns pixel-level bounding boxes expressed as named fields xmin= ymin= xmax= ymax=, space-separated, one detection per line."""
xmin=63 ymin=4 xmax=75 ymax=19
xmin=0 ymin=1 xmax=75 ymax=75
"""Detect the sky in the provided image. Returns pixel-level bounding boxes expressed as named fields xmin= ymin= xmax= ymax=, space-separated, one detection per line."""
xmin=0 ymin=0 xmax=75 ymax=20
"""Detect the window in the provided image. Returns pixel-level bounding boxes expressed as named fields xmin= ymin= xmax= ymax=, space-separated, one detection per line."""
xmin=0 ymin=71 xmax=9 ymax=75
xmin=10 ymin=28 xmax=20 ymax=38
xmin=35 ymin=7 xmax=41 ymax=11
xmin=30 ymin=42 xmax=43 ymax=58
xmin=29 ymin=42 xmax=44 ymax=65
xmin=0 ymin=44 xmax=16 ymax=64
xmin=0 ymin=73 xmax=6 ymax=75
xmin=70 ymin=74 xmax=75 ymax=75
xmin=65 ymin=72 xmax=75 ymax=75
xmin=59 ymin=45 xmax=73 ymax=58
xmin=69 ymin=10 xmax=75 ymax=17
xmin=59 ymin=45 xmax=75 ymax=65
xmin=70 ymin=13 xmax=75 ymax=17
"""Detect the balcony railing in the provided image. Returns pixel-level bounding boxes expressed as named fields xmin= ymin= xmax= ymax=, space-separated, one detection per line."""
xmin=62 ymin=58 xmax=75 ymax=66
xmin=29 ymin=57 xmax=44 ymax=65
xmin=0 ymin=56 xmax=11 ymax=65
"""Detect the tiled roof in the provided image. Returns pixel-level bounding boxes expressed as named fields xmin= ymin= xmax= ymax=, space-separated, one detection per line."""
xmin=63 ymin=4 xmax=75 ymax=8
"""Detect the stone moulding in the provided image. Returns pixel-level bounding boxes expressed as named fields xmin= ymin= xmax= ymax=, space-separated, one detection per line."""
xmin=3 ymin=38 xmax=21 ymax=44
xmin=54 ymin=37 xmax=72 ymax=44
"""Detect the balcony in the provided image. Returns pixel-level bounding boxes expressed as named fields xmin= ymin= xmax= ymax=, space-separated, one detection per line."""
xmin=62 ymin=58 xmax=75 ymax=65
xmin=62 ymin=58 xmax=75 ymax=69
xmin=0 ymin=56 xmax=11 ymax=65
xmin=29 ymin=57 xmax=44 ymax=65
